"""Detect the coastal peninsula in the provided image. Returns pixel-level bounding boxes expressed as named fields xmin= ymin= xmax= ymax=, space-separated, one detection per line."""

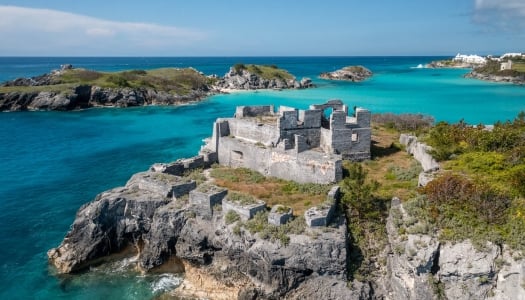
xmin=428 ymin=53 xmax=525 ymax=85
xmin=319 ymin=65 xmax=372 ymax=82
xmin=48 ymin=101 xmax=525 ymax=299
xmin=0 ymin=64 xmax=313 ymax=111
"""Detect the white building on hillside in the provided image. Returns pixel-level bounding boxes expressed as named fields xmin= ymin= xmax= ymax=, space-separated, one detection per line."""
xmin=501 ymin=60 xmax=513 ymax=71
xmin=501 ymin=53 xmax=524 ymax=59
xmin=453 ymin=53 xmax=486 ymax=64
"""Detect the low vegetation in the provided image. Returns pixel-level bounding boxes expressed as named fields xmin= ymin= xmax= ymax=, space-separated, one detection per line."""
xmin=232 ymin=63 xmax=294 ymax=80
xmin=230 ymin=210 xmax=306 ymax=246
xmin=0 ymin=67 xmax=214 ymax=95
xmin=411 ymin=112 xmax=525 ymax=250
xmin=210 ymin=166 xmax=330 ymax=214
xmin=473 ymin=59 xmax=524 ymax=77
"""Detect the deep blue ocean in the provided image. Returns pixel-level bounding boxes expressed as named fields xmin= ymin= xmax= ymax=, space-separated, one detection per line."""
xmin=0 ymin=57 xmax=524 ymax=299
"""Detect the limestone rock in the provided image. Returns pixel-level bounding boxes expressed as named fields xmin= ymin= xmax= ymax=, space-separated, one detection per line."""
xmin=320 ymin=66 xmax=373 ymax=82
xmin=399 ymin=134 xmax=439 ymax=172
xmin=214 ymin=66 xmax=314 ymax=91
xmin=47 ymin=186 xmax=170 ymax=273
xmin=465 ymin=70 xmax=525 ymax=85
xmin=489 ymin=248 xmax=525 ymax=300
xmin=438 ymin=241 xmax=500 ymax=300
xmin=385 ymin=199 xmax=439 ymax=300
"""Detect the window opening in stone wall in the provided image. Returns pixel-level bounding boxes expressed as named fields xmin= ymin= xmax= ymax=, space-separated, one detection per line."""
xmin=352 ymin=133 xmax=359 ymax=142
xmin=232 ymin=150 xmax=243 ymax=159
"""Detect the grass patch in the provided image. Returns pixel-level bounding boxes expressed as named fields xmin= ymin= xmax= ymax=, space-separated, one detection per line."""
xmin=210 ymin=166 xmax=330 ymax=214
xmin=233 ymin=64 xmax=294 ymax=81
xmin=235 ymin=211 xmax=306 ymax=246
xmin=228 ymin=192 xmax=258 ymax=206
xmin=225 ymin=210 xmax=241 ymax=225
xmin=1 ymin=67 xmax=213 ymax=96
xmin=512 ymin=62 xmax=525 ymax=73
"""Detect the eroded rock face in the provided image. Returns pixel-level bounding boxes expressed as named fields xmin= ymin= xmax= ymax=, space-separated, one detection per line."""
xmin=214 ymin=67 xmax=313 ymax=90
xmin=320 ymin=66 xmax=373 ymax=82
xmin=47 ymin=186 xmax=170 ymax=273
xmin=384 ymin=198 xmax=525 ymax=300
xmin=48 ymin=168 xmax=351 ymax=298
xmin=465 ymin=71 xmax=525 ymax=85
xmin=439 ymin=242 xmax=500 ymax=300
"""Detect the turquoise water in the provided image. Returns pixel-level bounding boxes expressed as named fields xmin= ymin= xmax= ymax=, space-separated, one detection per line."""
xmin=0 ymin=57 xmax=524 ymax=299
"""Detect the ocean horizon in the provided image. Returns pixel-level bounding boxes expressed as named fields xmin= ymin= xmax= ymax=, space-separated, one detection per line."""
xmin=1 ymin=56 xmax=524 ymax=299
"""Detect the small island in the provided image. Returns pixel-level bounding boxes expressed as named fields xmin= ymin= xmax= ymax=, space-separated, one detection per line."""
xmin=0 ymin=64 xmax=314 ymax=111
xmin=319 ymin=65 xmax=372 ymax=82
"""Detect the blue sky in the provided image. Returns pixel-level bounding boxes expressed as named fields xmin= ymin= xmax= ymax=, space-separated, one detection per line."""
xmin=0 ymin=0 xmax=523 ymax=56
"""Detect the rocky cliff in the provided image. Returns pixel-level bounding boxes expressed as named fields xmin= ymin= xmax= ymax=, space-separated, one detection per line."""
xmin=0 ymin=66 xmax=213 ymax=111
xmin=1 ymin=64 xmax=316 ymax=111
xmin=383 ymin=197 xmax=525 ymax=300
xmin=319 ymin=66 xmax=372 ymax=82
xmin=48 ymin=169 xmax=357 ymax=299
xmin=0 ymin=85 xmax=211 ymax=111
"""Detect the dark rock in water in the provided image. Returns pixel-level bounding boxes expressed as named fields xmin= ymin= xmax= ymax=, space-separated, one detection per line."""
xmin=320 ymin=66 xmax=373 ymax=82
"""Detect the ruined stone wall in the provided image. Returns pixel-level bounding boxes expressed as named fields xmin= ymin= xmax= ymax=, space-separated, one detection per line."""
xmin=227 ymin=118 xmax=280 ymax=145
xmin=343 ymin=127 xmax=372 ymax=160
xmin=280 ymin=128 xmax=321 ymax=149
xmin=355 ymin=108 xmax=371 ymax=128
xmin=217 ymin=137 xmax=341 ymax=184
xmin=299 ymin=109 xmax=322 ymax=128
xmin=235 ymin=105 xmax=274 ymax=118
xmin=320 ymin=128 xmax=332 ymax=153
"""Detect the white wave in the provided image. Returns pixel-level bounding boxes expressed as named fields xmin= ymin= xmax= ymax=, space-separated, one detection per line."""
xmin=410 ymin=64 xmax=426 ymax=69
xmin=151 ymin=273 xmax=183 ymax=294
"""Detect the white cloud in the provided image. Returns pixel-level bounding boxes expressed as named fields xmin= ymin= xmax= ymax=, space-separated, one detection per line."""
xmin=0 ymin=5 xmax=206 ymax=55
xmin=473 ymin=0 xmax=525 ymax=30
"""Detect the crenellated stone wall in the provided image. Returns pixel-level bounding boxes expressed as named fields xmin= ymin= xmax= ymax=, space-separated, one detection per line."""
xmin=202 ymin=100 xmax=371 ymax=184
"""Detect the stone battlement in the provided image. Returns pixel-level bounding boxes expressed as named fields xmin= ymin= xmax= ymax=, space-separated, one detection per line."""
xmin=201 ymin=100 xmax=371 ymax=184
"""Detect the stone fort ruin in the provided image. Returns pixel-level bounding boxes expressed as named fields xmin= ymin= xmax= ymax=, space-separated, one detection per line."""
xmin=200 ymin=99 xmax=371 ymax=184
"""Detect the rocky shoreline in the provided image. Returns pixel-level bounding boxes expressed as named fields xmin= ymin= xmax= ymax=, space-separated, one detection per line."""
xmin=465 ymin=70 xmax=525 ymax=85
xmin=319 ymin=65 xmax=372 ymax=82
xmin=47 ymin=167 xmax=354 ymax=299
xmin=427 ymin=57 xmax=525 ymax=85
xmin=0 ymin=64 xmax=314 ymax=112
xmin=47 ymin=130 xmax=525 ymax=299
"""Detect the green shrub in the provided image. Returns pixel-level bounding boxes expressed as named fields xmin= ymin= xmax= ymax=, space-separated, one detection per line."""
xmin=233 ymin=63 xmax=246 ymax=73
xmin=225 ymin=210 xmax=241 ymax=224
xmin=106 ymin=75 xmax=130 ymax=87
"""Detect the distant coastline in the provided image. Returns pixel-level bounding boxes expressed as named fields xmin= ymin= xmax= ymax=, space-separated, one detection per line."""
xmin=427 ymin=53 xmax=525 ymax=85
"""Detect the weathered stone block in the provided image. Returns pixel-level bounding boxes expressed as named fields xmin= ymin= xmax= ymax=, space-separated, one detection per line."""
xmin=163 ymin=162 xmax=185 ymax=176
xmin=189 ymin=184 xmax=228 ymax=216
xmin=126 ymin=171 xmax=196 ymax=198
xmin=327 ymin=186 xmax=340 ymax=203
xmin=304 ymin=187 xmax=338 ymax=227
xmin=182 ymin=155 xmax=204 ymax=169
xmin=268 ymin=205 xmax=293 ymax=226
xmin=222 ymin=197 xmax=266 ymax=221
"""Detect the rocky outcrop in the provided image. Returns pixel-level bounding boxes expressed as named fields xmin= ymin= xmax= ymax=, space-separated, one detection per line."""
xmin=426 ymin=60 xmax=477 ymax=69
xmin=0 ymin=85 xmax=211 ymax=111
xmin=399 ymin=134 xmax=440 ymax=187
xmin=320 ymin=66 xmax=372 ymax=82
xmin=48 ymin=167 xmax=352 ymax=299
xmin=465 ymin=70 xmax=525 ymax=85
xmin=385 ymin=197 xmax=525 ymax=300
xmin=214 ymin=67 xmax=314 ymax=90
